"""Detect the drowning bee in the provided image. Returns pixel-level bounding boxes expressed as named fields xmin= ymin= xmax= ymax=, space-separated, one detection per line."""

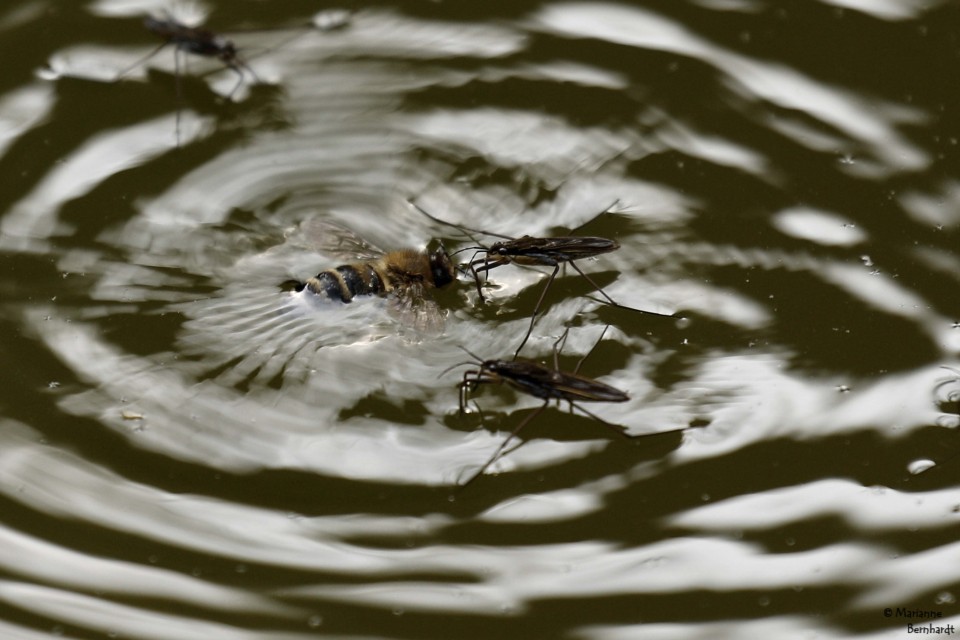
xmin=410 ymin=200 xmax=677 ymax=356
xmin=448 ymin=327 xmax=692 ymax=487
xmin=289 ymin=219 xmax=457 ymax=334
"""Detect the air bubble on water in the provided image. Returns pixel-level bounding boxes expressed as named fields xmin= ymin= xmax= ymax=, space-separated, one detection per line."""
xmin=908 ymin=459 xmax=936 ymax=475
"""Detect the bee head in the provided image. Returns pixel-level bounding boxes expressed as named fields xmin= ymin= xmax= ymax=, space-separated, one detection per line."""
xmin=429 ymin=245 xmax=456 ymax=288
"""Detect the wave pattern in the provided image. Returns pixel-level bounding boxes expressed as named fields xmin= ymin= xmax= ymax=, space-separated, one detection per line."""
xmin=0 ymin=0 xmax=958 ymax=638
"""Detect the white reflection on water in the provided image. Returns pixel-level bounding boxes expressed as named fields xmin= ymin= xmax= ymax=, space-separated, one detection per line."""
xmin=0 ymin=582 xmax=309 ymax=640
xmin=0 ymin=116 xmax=194 ymax=246
xmin=772 ymin=207 xmax=867 ymax=247
xmin=0 ymin=85 xmax=53 ymax=158
xmin=816 ymin=0 xmax=948 ymax=21
xmin=577 ymin=618 xmax=898 ymax=640
xmin=670 ymin=478 xmax=960 ymax=533
xmin=533 ymin=2 xmax=930 ymax=176
xmin=282 ymin=539 xmax=876 ymax=612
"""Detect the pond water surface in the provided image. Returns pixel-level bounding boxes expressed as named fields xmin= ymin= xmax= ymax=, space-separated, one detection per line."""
xmin=1 ymin=0 xmax=959 ymax=638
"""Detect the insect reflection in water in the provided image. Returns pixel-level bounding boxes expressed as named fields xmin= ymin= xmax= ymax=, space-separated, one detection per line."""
xmin=448 ymin=327 xmax=693 ymax=488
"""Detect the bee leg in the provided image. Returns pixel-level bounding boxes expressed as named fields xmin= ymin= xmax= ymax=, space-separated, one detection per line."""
xmin=458 ymin=402 xmax=547 ymax=489
xmin=513 ymin=264 xmax=559 ymax=359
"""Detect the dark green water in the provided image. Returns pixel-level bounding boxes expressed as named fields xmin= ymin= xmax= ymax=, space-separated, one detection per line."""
xmin=0 ymin=0 xmax=958 ymax=638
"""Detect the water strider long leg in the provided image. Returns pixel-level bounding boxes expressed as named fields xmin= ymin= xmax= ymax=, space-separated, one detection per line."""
xmin=571 ymin=325 xmax=608 ymax=375
xmin=459 ymin=402 xmax=547 ymax=489
xmin=513 ymin=263 xmax=560 ymax=359
xmin=115 ymin=42 xmax=170 ymax=79
xmin=174 ymin=47 xmax=183 ymax=146
xmin=225 ymin=62 xmax=251 ymax=99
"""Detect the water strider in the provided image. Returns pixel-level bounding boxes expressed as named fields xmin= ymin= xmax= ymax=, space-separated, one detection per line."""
xmin=410 ymin=200 xmax=678 ymax=357
xmin=447 ymin=327 xmax=697 ymax=487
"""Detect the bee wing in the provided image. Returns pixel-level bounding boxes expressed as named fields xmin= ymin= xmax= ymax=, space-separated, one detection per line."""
xmin=387 ymin=282 xmax=446 ymax=336
xmin=287 ymin=219 xmax=385 ymax=262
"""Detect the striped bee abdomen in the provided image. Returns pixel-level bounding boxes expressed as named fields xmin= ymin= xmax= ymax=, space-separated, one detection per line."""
xmin=302 ymin=263 xmax=387 ymax=302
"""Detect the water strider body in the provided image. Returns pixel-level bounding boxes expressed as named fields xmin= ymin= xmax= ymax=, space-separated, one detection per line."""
xmin=449 ymin=327 xmax=694 ymax=487
xmin=126 ymin=17 xmax=260 ymax=96
xmin=411 ymin=200 xmax=676 ymax=356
